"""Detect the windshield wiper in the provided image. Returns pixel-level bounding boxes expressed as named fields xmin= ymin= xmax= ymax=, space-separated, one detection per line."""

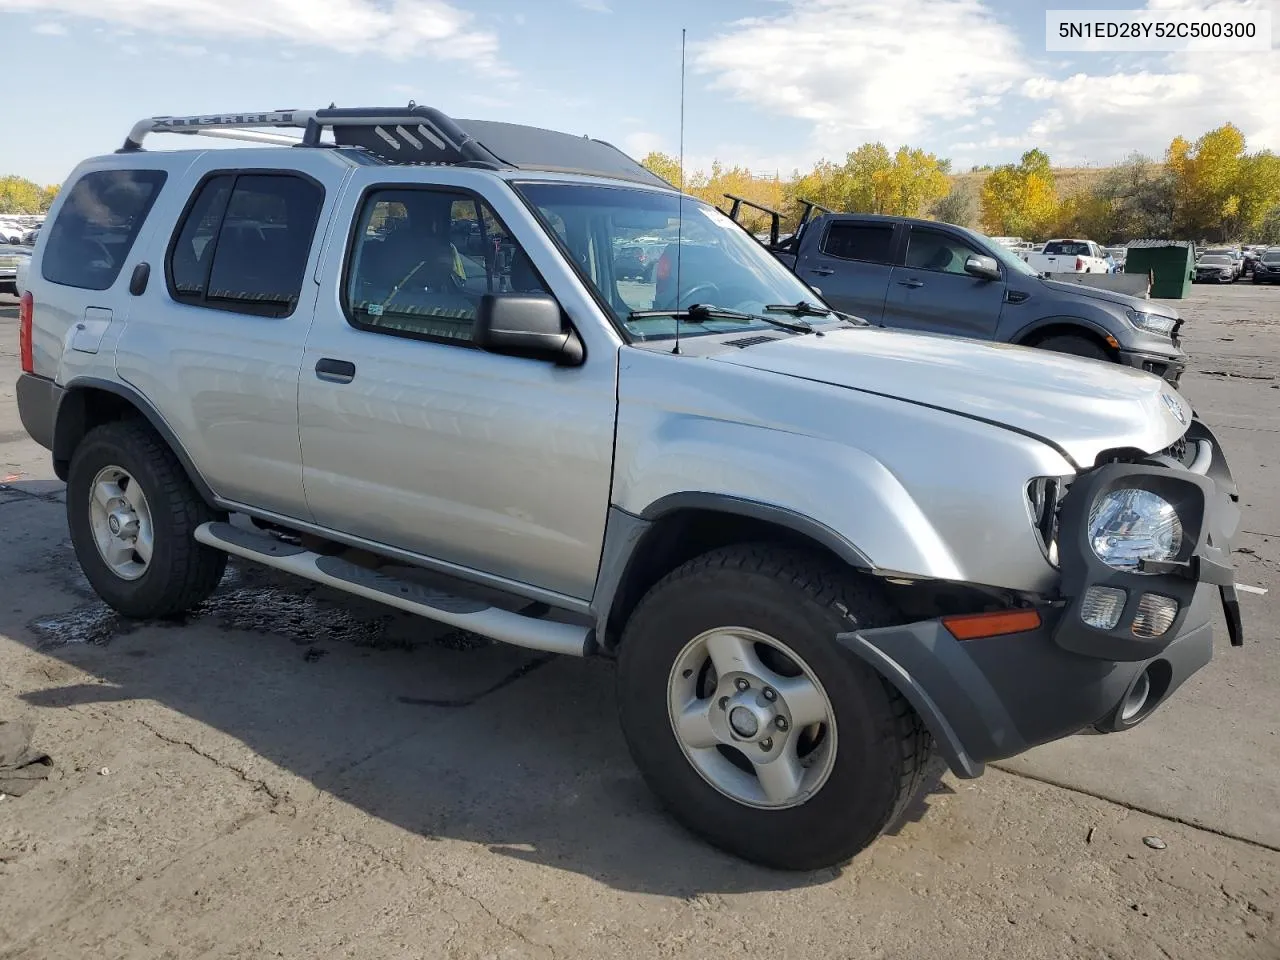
xmin=765 ymin=301 xmax=870 ymax=327
xmin=628 ymin=303 xmax=819 ymax=336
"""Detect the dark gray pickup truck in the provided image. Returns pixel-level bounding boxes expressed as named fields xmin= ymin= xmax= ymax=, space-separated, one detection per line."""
xmin=727 ymin=200 xmax=1187 ymax=385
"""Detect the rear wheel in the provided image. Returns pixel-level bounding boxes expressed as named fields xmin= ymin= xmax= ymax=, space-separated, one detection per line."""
xmin=1034 ymin=333 xmax=1111 ymax=362
xmin=616 ymin=544 xmax=931 ymax=870
xmin=67 ymin=419 xmax=226 ymax=618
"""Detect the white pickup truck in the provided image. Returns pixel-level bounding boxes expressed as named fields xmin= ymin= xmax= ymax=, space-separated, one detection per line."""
xmin=1026 ymin=239 xmax=1111 ymax=275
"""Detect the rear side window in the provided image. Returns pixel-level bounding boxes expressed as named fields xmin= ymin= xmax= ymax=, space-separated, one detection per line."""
xmin=41 ymin=169 xmax=167 ymax=290
xmin=166 ymin=173 xmax=324 ymax=318
xmin=820 ymin=223 xmax=894 ymax=264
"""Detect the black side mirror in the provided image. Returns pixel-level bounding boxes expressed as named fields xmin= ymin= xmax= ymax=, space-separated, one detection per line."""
xmin=964 ymin=254 xmax=1001 ymax=282
xmin=474 ymin=293 xmax=584 ymax=366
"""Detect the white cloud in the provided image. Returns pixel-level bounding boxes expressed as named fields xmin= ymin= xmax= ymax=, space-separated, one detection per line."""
xmin=0 ymin=0 xmax=506 ymax=70
xmin=33 ymin=21 xmax=67 ymax=34
xmin=1015 ymin=0 xmax=1280 ymax=164
xmin=623 ymin=130 xmax=666 ymax=157
xmin=573 ymin=0 xmax=611 ymax=11
xmin=694 ymin=0 xmax=1027 ymax=156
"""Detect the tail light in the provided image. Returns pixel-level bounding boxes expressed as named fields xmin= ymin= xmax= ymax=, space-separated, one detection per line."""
xmin=1076 ymin=257 xmax=1084 ymax=271
xmin=18 ymin=290 xmax=33 ymax=374
xmin=656 ymin=251 xmax=672 ymax=283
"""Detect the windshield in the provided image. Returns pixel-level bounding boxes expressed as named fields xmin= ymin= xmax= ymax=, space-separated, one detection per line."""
xmin=978 ymin=231 xmax=1041 ymax=277
xmin=1201 ymin=256 xmax=1232 ymax=265
xmin=514 ymin=181 xmax=833 ymax=341
xmin=1262 ymin=250 xmax=1280 ymax=263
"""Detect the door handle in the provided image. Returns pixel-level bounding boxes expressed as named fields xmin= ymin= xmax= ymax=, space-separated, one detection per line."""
xmin=315 ymin=358 xmax=356 ymax=384
xmin=897 ymin=279 xmax=925 ymax=288
xmin=808 ymin=267 xmax=835 ymax=276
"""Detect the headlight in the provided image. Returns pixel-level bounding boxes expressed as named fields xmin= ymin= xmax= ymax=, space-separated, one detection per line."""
xmin=1088 ymin=489 xmax=1183 ymax=573
xmin=1126 ymin=309 xmax=1178 ymax=336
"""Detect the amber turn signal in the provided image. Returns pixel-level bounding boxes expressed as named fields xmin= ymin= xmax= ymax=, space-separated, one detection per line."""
xmin=942 ymin=609 xmax=1042 ymax=641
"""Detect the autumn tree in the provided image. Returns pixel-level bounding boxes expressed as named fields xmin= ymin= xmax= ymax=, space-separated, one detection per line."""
xmin=785 ymin=144 xmax=950 ymax=221
xmin=640 ymin=151 xmax=682 ymax=188
xmin=0 ymin=176 xmax=58 ymax=214
xmin=980 ymin=149 xmax=1059 ymax=238
xmin=930 ymin=181 xmax=978 ymax=227
xmin=1164 ymin=123 xmax=1280 ymax=240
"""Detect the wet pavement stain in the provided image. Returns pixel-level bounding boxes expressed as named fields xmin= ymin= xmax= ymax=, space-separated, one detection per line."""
xmin=28 ymin=558 xmax=493 ymax=653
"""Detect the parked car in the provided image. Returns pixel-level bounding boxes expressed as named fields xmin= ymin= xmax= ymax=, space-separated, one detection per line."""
xmin=1200 ymin=247 xmax=1242 ymax=278
xmin=22 ymin=226 xmax=39 ymax=245
xmin=1026 ymin=239 xmax=1111 ymax=274
xmin=1195 ymin=255 xmax=1237 ymax=283
xmin=1250 ymin=247 xmax=1280 ymax=284
xmin=15 ymin=104 xmax=1244 ymax=871
xmin=1102 ymin=246 xmax=1127 ymax=273
xmin=0 ymin=223 xmax=25 ymax=245
xmin=0 ymin=242 xmax=31 ymax=295
xmin=726 ymin=208 xmax=1186 ymax=383
xmin=613 ymin=239 xmax=666 ymax=280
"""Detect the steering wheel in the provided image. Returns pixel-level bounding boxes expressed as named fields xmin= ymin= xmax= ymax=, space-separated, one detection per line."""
xmin=679 ymin=281 xmax=721 ymax=306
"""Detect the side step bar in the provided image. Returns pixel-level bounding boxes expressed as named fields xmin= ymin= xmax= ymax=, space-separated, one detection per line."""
xmin=194 ymin=521 xmax=591 ymax=657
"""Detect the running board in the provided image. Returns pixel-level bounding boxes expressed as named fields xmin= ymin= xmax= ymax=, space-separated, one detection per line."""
xmin=194 ymin=521 xmax=591 ymax=657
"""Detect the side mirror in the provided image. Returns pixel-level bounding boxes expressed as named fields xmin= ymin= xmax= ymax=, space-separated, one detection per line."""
xmin=964 ymin=254 xmax=1001 ymax=282
xmin=474 ymin=293 xmax=584 ymax=366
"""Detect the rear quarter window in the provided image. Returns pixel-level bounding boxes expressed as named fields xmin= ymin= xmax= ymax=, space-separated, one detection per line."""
xmin=41 ymin=169 xmax=167 ymax=290
xmin=820 ymin=223 xmax=895 ymax=264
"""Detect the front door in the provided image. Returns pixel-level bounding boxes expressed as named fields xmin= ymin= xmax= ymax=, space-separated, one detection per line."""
xmin=881 ymin=226 xmax=1007 ymax=340
xmin=793 ymin=219 xmax=898 ymax=322
xmin=298 ymin=175 xmax=617 ymax=603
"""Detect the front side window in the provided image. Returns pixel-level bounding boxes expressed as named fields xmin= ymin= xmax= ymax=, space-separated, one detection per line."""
xmin=516 ymin=181 xmax=834 ymax=342
xmin=344 ymin=187 xmax=549 ymax=344
xmin=42 ymin=169 xmax=167 ymax=290
xmin=904 ymin=228 xmax=985 ymax=276
xmin=821 ymin=223 xmax=895 ymax=264
xmin=166 ymin=173 xmax=324 ymax=317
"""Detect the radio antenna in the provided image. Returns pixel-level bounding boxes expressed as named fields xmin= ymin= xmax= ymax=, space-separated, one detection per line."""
xmin=672 ymin=26 xmax=687 ymax=355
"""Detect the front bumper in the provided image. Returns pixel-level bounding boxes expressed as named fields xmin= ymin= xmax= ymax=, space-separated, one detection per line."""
xmin=840 ymin=418 xmax=1241 ymax=779
xmin=1117 ymin=347 xmax=1186 ymax=386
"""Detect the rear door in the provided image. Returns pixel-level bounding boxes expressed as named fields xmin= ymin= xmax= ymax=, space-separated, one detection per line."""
xmin=881 ymin=225 xmax=1006 ymax=340
xmin=793 ymin=218 xmax=899 ymax=321
xmin=114 ymin=151 xmax=348 ymax=519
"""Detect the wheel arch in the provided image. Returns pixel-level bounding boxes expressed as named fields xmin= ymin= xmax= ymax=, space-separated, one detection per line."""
xmin=1014 ymin=316 xmax=1119 ymax=354
xmin=592 ymin=494 xmax=874 ymax=653
xmin=54 ymin=377 xmax=218 ymax=507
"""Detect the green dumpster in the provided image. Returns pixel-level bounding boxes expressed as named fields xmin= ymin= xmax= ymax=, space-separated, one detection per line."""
xmin=1124 ymin=240 xmax=1194 ymax=299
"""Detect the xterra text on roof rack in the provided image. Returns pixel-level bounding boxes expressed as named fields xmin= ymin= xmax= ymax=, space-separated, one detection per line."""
xmin=15 ymin=104 xmax=1243 ymax=870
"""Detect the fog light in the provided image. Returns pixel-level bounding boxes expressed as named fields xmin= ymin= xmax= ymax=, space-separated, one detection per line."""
xmin=1081 ymin=586 xmax=1127 ymax=630
xmin=1132 ymin=593 xmax=1178 ymax=638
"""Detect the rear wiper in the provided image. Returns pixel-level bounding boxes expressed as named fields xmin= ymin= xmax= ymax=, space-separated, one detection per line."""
xmin=628 ymin=303 xmax=819 ymax=335
xmin=766 ymin=301 xmax=870 ymax=326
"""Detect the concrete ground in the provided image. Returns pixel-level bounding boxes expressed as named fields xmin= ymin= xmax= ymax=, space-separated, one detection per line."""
xmin=0 ymin=284 xmax=1276 ymax=960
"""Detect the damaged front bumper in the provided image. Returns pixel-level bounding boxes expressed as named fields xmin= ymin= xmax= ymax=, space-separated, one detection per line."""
xmin=838 ymin=418 xmax=1243 ymax=779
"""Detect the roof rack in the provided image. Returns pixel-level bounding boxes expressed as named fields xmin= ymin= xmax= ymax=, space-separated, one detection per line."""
xmin=119 ymin=104 xmax=669 ymax=188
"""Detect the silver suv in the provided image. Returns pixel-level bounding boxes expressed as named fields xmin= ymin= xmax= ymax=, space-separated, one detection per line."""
xmin=15 ymin=106 xmax=1245 ymax=871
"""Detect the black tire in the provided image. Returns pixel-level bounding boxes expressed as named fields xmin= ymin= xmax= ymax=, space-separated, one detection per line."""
xmin=1034 ymin=333 xmax=1111 ymax=361
xmin=616 ymin=544 xmax=931 ymax=870
xmin=67 ymin=418 xmax=227 ymax=618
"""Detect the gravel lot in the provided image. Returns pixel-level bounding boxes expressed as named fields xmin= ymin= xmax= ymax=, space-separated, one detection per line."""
xmin=0 ymin=284 xmax=1277 ymax=960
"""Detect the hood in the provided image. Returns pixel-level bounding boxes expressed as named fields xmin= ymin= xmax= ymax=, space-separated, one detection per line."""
xmin=715 ymin=328 xmax=1190 ymax=468
xmin=1038 ymin=277 xmax=1178 ymax=316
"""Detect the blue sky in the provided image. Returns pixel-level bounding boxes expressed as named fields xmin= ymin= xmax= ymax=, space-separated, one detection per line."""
xmin=1 ymin=0 xmax=1276 ymax=186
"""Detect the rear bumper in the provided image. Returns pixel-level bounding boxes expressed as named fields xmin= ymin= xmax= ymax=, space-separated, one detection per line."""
xmin=15 ymin=372 xmax=63 ymax=452
xmin=837 ymin=585 xmax=1217 ymax=778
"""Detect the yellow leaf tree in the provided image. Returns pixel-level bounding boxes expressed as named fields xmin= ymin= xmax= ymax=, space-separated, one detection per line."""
xmin=980 ymin=149 xmax=1059 ymax=238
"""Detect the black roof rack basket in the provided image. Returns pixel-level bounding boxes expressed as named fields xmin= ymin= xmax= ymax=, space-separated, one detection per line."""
xmin=119 ymin=104 xmax=669 ymax=187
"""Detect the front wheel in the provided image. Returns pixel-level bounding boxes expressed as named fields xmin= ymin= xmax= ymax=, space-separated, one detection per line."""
xmin=616 ymin=545 xmax=931 ymax=870
xmin=67 ymin=419 xmax=227 ymax=618
xmin=1034 ymin=333 xmax=1111 ymax=362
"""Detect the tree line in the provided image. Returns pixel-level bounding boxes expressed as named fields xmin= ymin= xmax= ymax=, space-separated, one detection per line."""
xmin=0 ymin=176 xmax=60 ymax=215
xmin=641 ymin=122 xmax=1280 ymax=245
